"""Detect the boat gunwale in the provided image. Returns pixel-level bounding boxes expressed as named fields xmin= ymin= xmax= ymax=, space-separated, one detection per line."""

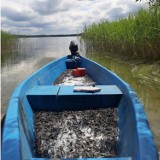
xmin=2 ymin=55 xmax=158 ymax=160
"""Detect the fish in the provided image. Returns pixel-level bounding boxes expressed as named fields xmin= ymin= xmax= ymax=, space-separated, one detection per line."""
xmin=34 ymin=108 xmax=118 ymax=158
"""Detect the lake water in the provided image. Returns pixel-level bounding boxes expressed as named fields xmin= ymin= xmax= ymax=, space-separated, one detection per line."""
xmin=1 ymin=37 xmax=160 ymax=153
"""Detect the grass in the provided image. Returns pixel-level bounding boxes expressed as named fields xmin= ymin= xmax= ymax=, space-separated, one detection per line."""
xmin=82 ymin=8 xmax=160 ymax=60
xmin=1 ymin=31 xmax=18 ymax=55
xmin=1 ymin=30 xmax=17 ymax=41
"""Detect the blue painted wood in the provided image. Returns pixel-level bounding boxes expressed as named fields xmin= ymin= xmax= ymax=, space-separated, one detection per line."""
xmin=27 ymin=86 xmax=60 ymax=95
xmin=94 ymin=85 xmax=122 ymax=95
xmin=2 ymin=97 xmax=22 ymax=160
xmin=2 ymin=57 xmax=68 ymax=160
xmin=27 ymin=86 xmax=60 ymax=111
xmin=58 ymin=85 xmax=103 ymax=110
xmin=26 ymin=85 xmax=123 ymax=111
xmin=27 ymin=85 xmax=93 ymax=111
xmin=80 ymin=56 xmax=158 ymax=160
xmin=57 ymin=85 xmax=123 ymax=109
xmin=92 ymin=85 xmax=123 ymax=107
xmin=2 ymin=55 xmax=158 ymax=160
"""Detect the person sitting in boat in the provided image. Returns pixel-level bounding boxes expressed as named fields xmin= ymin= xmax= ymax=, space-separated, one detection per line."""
xmin=69 ymin=41 xmax=79 ymax=57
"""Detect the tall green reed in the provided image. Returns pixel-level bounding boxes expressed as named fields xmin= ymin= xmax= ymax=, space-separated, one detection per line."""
xmin=1 ymin=30 xmax=17 ymax=41
xmin=82 ymin=8 xmax=160 ymax=60
xmin=1 ymin=30 xmax=18 ymax=54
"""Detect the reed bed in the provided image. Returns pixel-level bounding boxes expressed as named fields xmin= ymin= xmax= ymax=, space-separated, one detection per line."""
xmin=1 ymin=31 xmax=18 ymax=53
xmin=1 ymin=30 xmax=17 ymax=42
xmin=82 ymin=8 xmax=160 ymax=60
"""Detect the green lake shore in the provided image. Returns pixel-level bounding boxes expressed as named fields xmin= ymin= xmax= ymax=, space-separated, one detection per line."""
xmin=82 ymin=8 xmax=160 ymax=61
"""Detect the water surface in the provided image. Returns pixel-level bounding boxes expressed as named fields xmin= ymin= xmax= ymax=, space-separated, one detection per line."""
xmin=86 ymin=51 xmax=160 ymax=152
xmin=1 ymin=37 xmax=82 ymax=115
xmin=1 ymin=37 xmax=160 ymax=153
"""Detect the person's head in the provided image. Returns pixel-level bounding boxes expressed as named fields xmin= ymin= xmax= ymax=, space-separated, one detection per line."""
xmin=69 ymin=41 xmax=78 ymax=55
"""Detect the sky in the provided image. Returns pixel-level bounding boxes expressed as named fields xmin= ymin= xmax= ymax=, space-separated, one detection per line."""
xmin=1 ymin=0 xmax=147 ymax=35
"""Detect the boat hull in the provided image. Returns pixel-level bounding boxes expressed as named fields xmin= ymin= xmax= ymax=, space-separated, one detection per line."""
xmin=2 ymin=56 xmax=158 ymax=160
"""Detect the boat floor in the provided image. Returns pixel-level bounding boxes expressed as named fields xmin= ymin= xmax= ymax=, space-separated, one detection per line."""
xmin=34 ymin=70 xmax=118 ymax=158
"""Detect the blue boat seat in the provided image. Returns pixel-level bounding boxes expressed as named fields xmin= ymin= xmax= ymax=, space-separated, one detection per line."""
xmin=26 ymin=85 xmax=123 ymax=111
xmin=26 ymin=86 xmax=59 ymax=111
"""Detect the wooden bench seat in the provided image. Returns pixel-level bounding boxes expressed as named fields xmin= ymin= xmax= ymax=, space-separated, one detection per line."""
xmin=26 ymin=85 xmax=123 ymax=111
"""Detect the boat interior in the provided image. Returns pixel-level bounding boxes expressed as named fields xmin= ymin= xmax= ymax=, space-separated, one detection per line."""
xmin=2 ymin=56 xmax=157 ymax=160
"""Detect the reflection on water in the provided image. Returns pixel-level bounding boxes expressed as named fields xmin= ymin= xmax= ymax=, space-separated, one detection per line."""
xmin=1 ymin=37 xmax=82 ymax=115
xmin=1 ymin=38 xmax=35 ymax=69
xmin=1 ymin=37 xmax=160 ymax=152
xmin=86 ymin=51 xmax=160 ymax=152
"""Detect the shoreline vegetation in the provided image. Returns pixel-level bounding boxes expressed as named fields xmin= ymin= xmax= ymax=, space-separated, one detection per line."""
xmin=82 ymin=7 xmax=160 ymax=61
xmin=1 ymin=30 xmax=17 ymax=42
xmin=1 ymin=31 xmax=18 ymax=54
xmin=2 ymin=4 xmax=160 ymax=61
xmin=17 ymin=33 xmax=81 ymax=38
xmin=1 ymin=31 xmax=81 ymax=39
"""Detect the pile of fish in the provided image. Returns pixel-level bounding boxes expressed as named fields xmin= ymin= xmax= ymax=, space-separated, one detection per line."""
xmin=34 ymin=70 xmax=118 ymax=158
xmin=53 ymin=70 xmax=95 ymax=86
xmin=34 ymin=108 xmax=118 ymax=159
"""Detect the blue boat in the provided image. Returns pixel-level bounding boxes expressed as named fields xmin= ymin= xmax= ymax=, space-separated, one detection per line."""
xmin=2 ymin=53 xmax=158 ymax=160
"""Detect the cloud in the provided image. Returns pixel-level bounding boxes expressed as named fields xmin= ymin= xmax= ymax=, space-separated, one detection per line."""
xmin=1 ymin=7 xmax=34 ymax=21
xmin=30 ymin=0 xmax=76 ymax=15
xmin=1 ymin=0 xmax=147 ymax=35
xmin=107 ymin=7 xmax=124 ymax=20
xmin=30 ymin=0 xmax=61 ymax=15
